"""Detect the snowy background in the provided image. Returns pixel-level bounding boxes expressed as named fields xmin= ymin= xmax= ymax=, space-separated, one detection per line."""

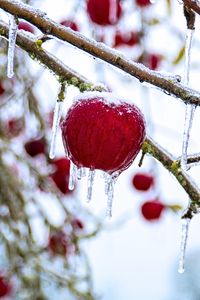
xmin=5 ymin=0 xmax=200 ymax=299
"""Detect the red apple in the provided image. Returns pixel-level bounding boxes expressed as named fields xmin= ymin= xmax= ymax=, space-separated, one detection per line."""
xmin=114 ymin=30 xmax=140 ymax=47
xmin=60 ymin=20 xmax=79 ymax=31
xmin=48 ymin=231 xmax=69 ymax=256
xmin=24 ymin=137 xmax=46 ymax=157
xmin=135 ymin=0 xmax=151 ymax=7
xmin=61 ymin=92 xmax=146 ymax=175
xmin=141 ymin=200 xmax=165 ymax=221
xmin=0 ymin=276 xmax=12 ymax=298
xmin=18 ymin=21 xmax=35 ymax=34
xmin=87 ymin=0 xmax=123 ymax=26
xmin=132 ymin=172 xmax=154 ymax=191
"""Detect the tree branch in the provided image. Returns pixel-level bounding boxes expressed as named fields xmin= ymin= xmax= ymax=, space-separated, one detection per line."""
xmin=143 ymin=137 xmax=200 ymax=218
xmin=182 ymin=0 xmax=200 ymax=15
xmin=1 ymin=0 xmax=200 ymax=106
xmin=0 ymin=19 xmax=199 ymax=218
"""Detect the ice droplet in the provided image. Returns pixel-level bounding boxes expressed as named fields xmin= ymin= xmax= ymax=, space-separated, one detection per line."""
xmin=87 ymin=169 xmax=95 ymax=202
xmin=181 ymin=29 xmax=195 ymax=171
xmin=68 ymin=161 xmax=77 ymax=190
xmin=105 ymin=172 xmax=118 ymax=218
xmin=178 ymin=218 xmax=190 ymax=274
xmin=7 ymin=15 xmax=18 ymax=78
xmin=49 ymin=101 xmax=63 ymax=159
xmin=77 ymin=167 xmax=86 ymax=180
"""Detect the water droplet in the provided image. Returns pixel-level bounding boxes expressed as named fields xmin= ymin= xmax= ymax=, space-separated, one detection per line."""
xmin=68 ymin=161 xmax=77 ymax=190
xmin=178 ymin=218 xmax=190 ymax=274
xmin=49 ymin=101 xmax=63 ymax=159
xmin=87 ymin=169 xmax=95 ymax=202
xmin=7 ymin=15 xmax=18 ymax=78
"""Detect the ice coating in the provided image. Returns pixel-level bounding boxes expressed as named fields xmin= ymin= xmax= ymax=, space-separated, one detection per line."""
xmin=7 ymin=14 xmax=18 ymax=78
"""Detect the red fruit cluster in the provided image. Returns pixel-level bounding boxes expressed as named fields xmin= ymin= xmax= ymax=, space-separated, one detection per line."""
xmin=61 ymin=92 xmax=146 ymax=175
xmin=50 ymin=157 xmax=72 ymax=195
xmin=60 ymin=20 xmax=79 ymax=31
xmin=141 ymin=200 xmax=165 ymax=221
xmin=132 ymin=172 xmax=154 ymax=191
xmin=48 ymin=231 xmax=70 ymax=256
xmin=18 ymin=21 xmax=35 ymax=34
xmin=135 ymin=0 xmax=151 ymax=7
xmin=24 ymin=137 xmax=46 ymax=157
xmin=114 ymin=31 xmax=140 ymax=48
xmin=0 ymin=276 xmax=11 ymax=298
xmin=87 ymin=0 xmax=122 ymax=26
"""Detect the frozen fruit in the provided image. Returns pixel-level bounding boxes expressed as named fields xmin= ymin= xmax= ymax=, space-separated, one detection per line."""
xmin=0 ymin=82 xmax=5 ymax=96
xmin=114 ymin=30 xmax=140 ymax=47
xmin=50 ymin=170 xmax=71 ymax=194
xmin=18 ymin=21 xmax=35 ymax=33
xmin=50 ymin=157 xmax=70 ymax=173
xmin=135 ymin=0 xmax=151 ymax=7
xmin=132 ymin=172 xmax=154 ymax=191
xmin=24 ymin=137 xmax=46 ymax=157
xmin=48 ymin=231 xmax=69 ymax=256
xmin=87 ymin=0 xmax=122 ymax=26
xmin=6 ymin=117 xmax=24 ymax=138
xmin=141 ymin=200 xmax=165 ymax=221
xmin=60 ymin=20 xmax=79 ymax=31
xmin=0 ymin=276 xmax=11 ymax=298
xmin=71 ymin=218 xmax=84 ymax=231
xmin=139 ymin=53 xmax=162 ymax=70
xmin=61 ymin=92 xmax=146 ymax=175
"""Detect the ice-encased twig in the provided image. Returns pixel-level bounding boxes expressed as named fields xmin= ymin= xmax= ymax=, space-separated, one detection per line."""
xmin=7 ymin=15 xmax=18 ymax=78
xmin=181 ymin=29 xmax=195 ymax=171
xmin=49 ymin=101 xmax=63 ymax=159
xmin=69 ymin=161 xmax=77 ymax=190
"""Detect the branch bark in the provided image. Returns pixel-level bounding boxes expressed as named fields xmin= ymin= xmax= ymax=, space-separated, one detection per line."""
xmin=1 ymin=0 xmax=200 ymax=106
xmin=182 ymin=0 xmax=200 ymax=15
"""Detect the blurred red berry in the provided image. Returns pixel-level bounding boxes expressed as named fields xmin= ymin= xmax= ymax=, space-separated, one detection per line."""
xmin=132 ymin=173 xmax=154 ymax=191
xmin=71 ymin=218 xmax=84 ymax=231
xmin=60 ymin=20 xmax=79 ymax=31
xmin=18 ymin=21 xmax=35 ymax=34
xmin=135 ymin=0 xmax=151 ymax=7
xmin=87 ymin=0 xmax=122 ymax=26
xmin=141 ymin=200 xmax=165 ymax=221
xmin=24 ymin=137 xmax=46 ymax=157
xmin=6 ymin=118 xmax=24 ymax=138
xmin=140 ymin=53 xmax=162 ymax=70
xmin=0 ymin=276 xmax=11 ymax=298
xmin=48 ymin=231 xmax=69 ymax=256
xmin=51 ymin=157 xmax=70 ymax=173
xmin=114 ymin=30 xmax=140 ymax=47
xmin=0 ymin=82 xmax=5 ymax=96
xmin=61 ymin=92 xmax=146 ymax=174
xmin=50 ymin=170 xmax=71 ymax=194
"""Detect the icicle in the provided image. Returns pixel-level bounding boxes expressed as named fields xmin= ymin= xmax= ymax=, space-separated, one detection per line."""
xmin=178 ymin=218 xmax=190 ymax=274
xmin=109 ymin=0 xmax=117 ymax=24
xmin=68 ymin=161 xmax=77 ymax=190
xmin=105 ymin=172 xmax=119 ymax=218
xmin=181 ymin=29 xmax=195 ymax=171
xmin=77 ymin=167 xmax=86 ymax=180
xmin=7 ymin=15 xmax=18 ymax=78
xmin=49 ymin=101 xmax=63 ymax=159
xmin=86 ymin=169 xmax=95 ymax=202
